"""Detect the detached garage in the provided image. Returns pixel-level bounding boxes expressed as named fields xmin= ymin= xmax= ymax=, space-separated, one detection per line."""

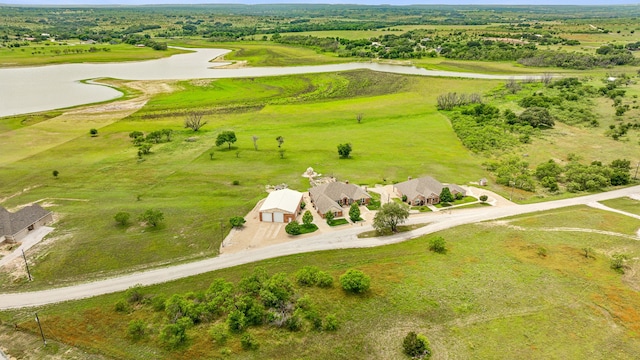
xmin=259 ymin=189 xmax=303 ymax=223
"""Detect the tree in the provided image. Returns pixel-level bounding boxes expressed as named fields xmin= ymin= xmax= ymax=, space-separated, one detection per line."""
xmin=285 ymin=220 xmax=301 ymax=235
xmin=373 ymin=202 xmax=409 ymax=233
xmin=324 ymin=211 xmax=334 ymax=225
xmin=349 ymin=202 xmax=361 ymax=222
xmin=90 ymin=128 xmax=98 ymax=136
xmin=229 ymin=216 xmax=246 ymax=228
xmin=302 ymin=210 xmax=314 ymax=226
xmin=146 ymin=130 xmax=162 ymax=144
xmin=184 ymin=112 xmax=207 ymax=131
xmin=227 ymin=309 xmax=246 ymax=333
xmin=216 ymin=131 xmax=237 ymax=149
xmin=439 ymin=187 xmax=454 ymax=203
xmin=518 ymin=107 xmax=555 ymax=128
xmin=428 ymin=236 xmax=447 ymax=254
xmin=138 ymin=209 xmax=164 ymax=227
xmin=610 ymin=158 xmax=631 ymax=186
xmin=356 ymin=113 xmax=363 ymax=124
xmin=278 ymin=149 xmax=286 ymax=159
xmin=252 ymin=135 xmax=259 ymax=150
xmin=479 ymin=195 xmax=488 ymax=202
xmin=337 ymin=143 xmax=352 ymax=159
xmin=114 ymin=211 xmax=131 ymax=226
xmin=276 ymin=136 xmax=284 ymax=148
xmin=402 ymin=331 xmax=432 ymax=359
xmin=129 ymin=131 xmax=144 ymax=140
xmin=52 ymin=170 xmax=59 ymax=178
xmin=339 ymin=269 xmax=370 ymax=294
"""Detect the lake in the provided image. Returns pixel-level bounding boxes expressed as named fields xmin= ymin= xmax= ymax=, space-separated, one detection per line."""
xmin=0 ymin=47 xmax=537 ymax=117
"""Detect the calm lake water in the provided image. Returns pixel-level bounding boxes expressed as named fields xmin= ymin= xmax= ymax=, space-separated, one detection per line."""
xmin=0 ymin=47 xmax=536 ymax=117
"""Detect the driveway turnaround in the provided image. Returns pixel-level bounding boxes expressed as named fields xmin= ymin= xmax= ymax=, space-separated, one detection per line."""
xmin=0 ymin=185 xmax=638 ymax=310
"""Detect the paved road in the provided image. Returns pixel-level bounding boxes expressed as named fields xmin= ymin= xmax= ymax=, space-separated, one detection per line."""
xmin=1 ymin=185 xmax=639 ymax=310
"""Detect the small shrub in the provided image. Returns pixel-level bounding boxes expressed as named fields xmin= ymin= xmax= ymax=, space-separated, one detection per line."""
xmin=285 ymin=220 xmax=301 ymax=235
xmin=114 ymin=299 xmax=130 ymax=313
xmin=208 ymin=323 xmax=229 ymax=345
xmin=402 ymin=331 xmax=432 ymax=359
xmin=114 ymin=211 xmax=130 ymax=226
xmin=610 ymin=254 xmax=629 ymax=273
xmin=296 ymin=295 xmax=313 ymax=311
xmin=316 ymin=271 xmax=334 ymax=288
xmin=324 ymin=314 xmax=339 ymax=331
xmin=295 ymin=266 xmax=319 ymax=286
xmin=339 ymin=269 xmax=371 ymax=294
xmin=240 ymin=332 xmax=259 ymax=350
xmin=160 ymin=321 xmax=188 ymax=349
xmin=227 ymin=309 xmax=246 ymax=333
xmin=232 ymin=180 xmax=240 ymax=186
xmin=151 ymin=295 xmax=167 ymax=312
xmin=479 ymin=195 xmax=488 ymax=202
xmin=125 ymin=284 xmax=144 ymax=304
xmin=229 ymin=216 xmax=246 ymax=228
xmin=428 ymin=236 xmax=447 ymax=254
xmin=537 ymin=247 xmax=548 ymax=258
xmin=90 ymin=128 xmax=98 ymax=136
xmin=52 ymin=170 xmax=59 ymax=178
xmin=285 ymin=313 xmax=302 ymax=331
xmin=581 ymin=247 xmax=595 ymax=259
xmin=127 ymin=320 xmax=146 ymax=340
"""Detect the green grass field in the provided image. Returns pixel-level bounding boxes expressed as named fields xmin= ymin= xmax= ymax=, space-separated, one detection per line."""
xmin=2 ymin=67 xmax=638 ymax=289
xmin=0 ymin=43 xmax=187 ymax=67
xmin=2 ymin=206 xmax=639 ymax=359
xmin=600 ymin=197 xmax=640 ymax=216
xmin=0 ymin=71 xmax=498 ymax=290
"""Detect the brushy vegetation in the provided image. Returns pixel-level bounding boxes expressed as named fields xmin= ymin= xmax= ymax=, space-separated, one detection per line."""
xmin=3 ymin=206 xmax=640 ymax=359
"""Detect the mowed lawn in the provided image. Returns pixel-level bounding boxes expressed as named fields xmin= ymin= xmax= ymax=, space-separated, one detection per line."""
xmin=0 ymin=71 xmax=498 ymax=289
xmin=3 ymin=207 xmax=640 ymax=359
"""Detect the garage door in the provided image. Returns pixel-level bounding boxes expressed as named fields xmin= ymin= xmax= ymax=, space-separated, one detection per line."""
xmin=262 ymin=212 xmax=272 ymax=222
xmin=274 ymin=212 xmax=284 ymax=223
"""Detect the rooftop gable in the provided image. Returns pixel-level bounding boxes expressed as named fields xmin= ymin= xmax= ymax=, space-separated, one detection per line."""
xmin=259 ymin=189 xmax=303 ymax=214
xmin=0 ymin=204 xmax=51 ymax=237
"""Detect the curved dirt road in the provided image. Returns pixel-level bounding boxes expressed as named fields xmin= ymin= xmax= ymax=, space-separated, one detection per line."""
xmin=1 ymin=185 xmax=639 ymax=310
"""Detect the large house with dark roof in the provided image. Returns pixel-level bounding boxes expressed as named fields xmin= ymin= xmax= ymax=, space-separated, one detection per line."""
xmin=0 ymin=204 xmax=53 ymax=244
xmin=394 ymin=176 xmax=466 ymax=206
xmin=309 ymin=181 xmax=371 ymax=218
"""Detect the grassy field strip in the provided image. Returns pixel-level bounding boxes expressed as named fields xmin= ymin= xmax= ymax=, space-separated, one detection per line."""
xmin=0 ymin=103 xmax=142 ymax=167
xmin=599 ymin=197 xmax=640 ymax=216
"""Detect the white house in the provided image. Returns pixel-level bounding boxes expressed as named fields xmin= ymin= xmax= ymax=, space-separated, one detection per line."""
xmin=259 ymin=189 xmax=303 ymax=223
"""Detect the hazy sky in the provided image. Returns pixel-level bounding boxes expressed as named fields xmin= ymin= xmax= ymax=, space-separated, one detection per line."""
xmin=2 ymin=0 xmax=640 ymax=5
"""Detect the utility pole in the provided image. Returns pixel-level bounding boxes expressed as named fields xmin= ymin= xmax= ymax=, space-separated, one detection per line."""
xmin=22 ymin=249 xmax=32 ymax=281
xmin=35 ymin=313 xmax=46 ymax=346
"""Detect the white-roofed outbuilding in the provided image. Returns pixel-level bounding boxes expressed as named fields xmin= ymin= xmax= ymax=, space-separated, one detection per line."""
xmin=259 ymin=189 xmax=303 ymax=223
